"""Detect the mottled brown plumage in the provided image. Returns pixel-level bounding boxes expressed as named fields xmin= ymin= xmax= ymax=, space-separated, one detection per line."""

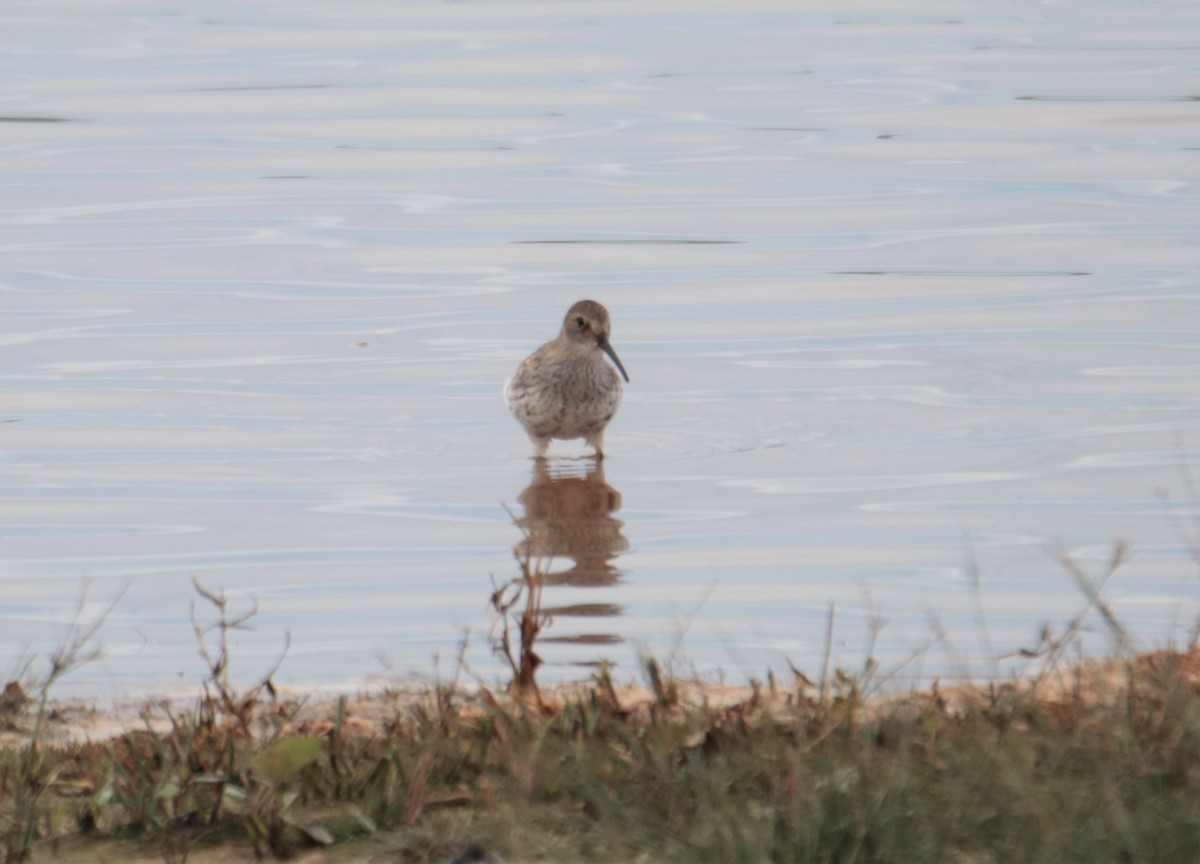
xmin=505 ymin=300 xmax=629 ymax=459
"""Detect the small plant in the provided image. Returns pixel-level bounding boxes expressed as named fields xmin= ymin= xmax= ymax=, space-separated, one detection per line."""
xmin=187 ymin=581 xmax=327 ymax=857
xmin=1 ymin=585 xmax=115 ymax=863
xmin=489 ymin=528 xmax=548 ymax=699
xmin=190 ymin=579 xmax=290 ymax=740
xmin=101 ymin=581 xmax=317 ymax=861
xmin=222 ymin=736 xmax=331 ymax=858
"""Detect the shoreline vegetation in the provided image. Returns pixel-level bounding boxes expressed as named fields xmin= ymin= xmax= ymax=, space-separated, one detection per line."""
xmin=3 ymin=575 xmax=1200 ymax=863
xmin=3 ymin=651 xmax=1200 ymax=864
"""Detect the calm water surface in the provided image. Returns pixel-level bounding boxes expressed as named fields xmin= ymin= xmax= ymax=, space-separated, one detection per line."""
xmin=2 ymin=0 xmax=1198 ymax=696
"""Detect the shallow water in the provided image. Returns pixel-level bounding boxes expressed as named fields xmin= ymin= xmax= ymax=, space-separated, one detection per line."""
xmin=2 ymin=0 xmax=1198 ymax=696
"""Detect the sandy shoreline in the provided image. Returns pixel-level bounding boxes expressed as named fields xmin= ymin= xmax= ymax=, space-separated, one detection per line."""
xmin=9 ymin=646 xmax=1200 ymax=750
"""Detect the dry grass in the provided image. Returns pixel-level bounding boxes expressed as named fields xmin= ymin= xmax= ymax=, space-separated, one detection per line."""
xmin=1 ymin=642 xmax=1199 ymax=863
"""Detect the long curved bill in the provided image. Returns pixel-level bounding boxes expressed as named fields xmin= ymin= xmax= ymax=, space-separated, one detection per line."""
xmin=597 ymin=334 xmax=630 ymax=383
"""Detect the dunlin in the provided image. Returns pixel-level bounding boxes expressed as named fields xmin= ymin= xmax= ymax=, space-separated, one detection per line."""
xmin=505 ymin=300 xmax=630 ymax=459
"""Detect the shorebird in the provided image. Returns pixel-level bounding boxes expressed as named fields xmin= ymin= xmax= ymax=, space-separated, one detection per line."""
xmin=505 ymin=300 xmax=630 ymax=459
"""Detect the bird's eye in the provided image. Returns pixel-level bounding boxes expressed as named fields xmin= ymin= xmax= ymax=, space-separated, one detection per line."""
xmin=575 ymin=316 xmax=587 ymax=329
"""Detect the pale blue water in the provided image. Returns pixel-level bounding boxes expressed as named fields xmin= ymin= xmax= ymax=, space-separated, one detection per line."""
xmin=1 ymin=0 xmax=1198 ymax=697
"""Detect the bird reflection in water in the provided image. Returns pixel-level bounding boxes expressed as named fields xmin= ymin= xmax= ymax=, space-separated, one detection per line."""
xmin=492 ymin=460 xmax=629 ymax=695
